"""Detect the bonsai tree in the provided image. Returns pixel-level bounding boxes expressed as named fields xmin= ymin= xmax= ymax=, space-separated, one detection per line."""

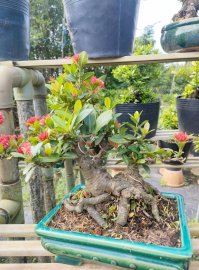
xmin=15 ymin=52 xmax=173 ymax=229
xmin=173 ymin=0 xmax=199 ymax=21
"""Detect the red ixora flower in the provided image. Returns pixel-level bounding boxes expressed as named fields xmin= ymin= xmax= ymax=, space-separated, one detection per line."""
xmin=38 ymin=131 xmax=49 ymax=141
xmin=17 ymin=142 xmax=32 ymax=154
xmin=40 ymin=115 xmax=50 ymax=126
xmin=72 ymin=54 xmax=80 ymax=63
xmin=25 ymin=116 xmax=41 ymax=126
xmin=0 ymin=112 xmax=5 ymax=125
xmin=174 ymin=132 xmax=189 ymax=142
xmin=90 ymin=76 xmax=105 ymax=89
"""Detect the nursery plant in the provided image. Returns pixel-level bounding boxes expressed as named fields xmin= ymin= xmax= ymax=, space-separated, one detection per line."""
xmin=176 ymin=61 xmax=199 ymax=136
xmin=158 ymin=131 xmax=193 ymax=165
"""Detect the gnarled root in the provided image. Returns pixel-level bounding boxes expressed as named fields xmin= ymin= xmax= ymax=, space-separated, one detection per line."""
xmin=64 ymin=193 xmax=111 ymax=227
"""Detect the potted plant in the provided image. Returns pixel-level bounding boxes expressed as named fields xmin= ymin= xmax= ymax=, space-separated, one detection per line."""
xmin=62 ymin=0 xmax=140 ymax=58
xmin=161 ymin=0 xmax=199 ymax=52
xmin=111 ymin=38 xmax=161 ymax=139
xmin=158 ymin=131 xmax=193 ymax=187
xmin=20 ymin=52 xmax=191 ymax=270
xmin=176 ymin=61 xmax=199 ymax=136
xmin=113 ymin=87 xmax=160 ymax=139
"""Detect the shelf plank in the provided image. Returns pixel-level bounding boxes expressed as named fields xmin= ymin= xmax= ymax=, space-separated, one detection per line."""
xmin=0 ymin=262 xmax=130 ymax=270
xmin=0 ymin=224 xmax=37 ymax=238
xmin=0 ymin=262 xmax=197 ymax=270
xmin=0 ymin=240 xmax=52 ymax=257
xmin=1 ymin=52 xmax=199 ymax=69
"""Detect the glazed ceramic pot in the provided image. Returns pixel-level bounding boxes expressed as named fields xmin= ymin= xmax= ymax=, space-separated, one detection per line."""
xmin=35 ymin=184 xmax=192 ymax=270
xmin=161 ymin=17 xmax=199 ymax=53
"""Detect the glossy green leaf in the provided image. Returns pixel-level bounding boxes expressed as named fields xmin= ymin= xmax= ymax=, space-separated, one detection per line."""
xmin=94 ymin=110 xmax=113 ymax=134
xmin=74 ymin=100 xmax=82 ymax=114
xmin=76 ymin=108 xmax=94 ymax=124
xmin=79 ymin=51 xmax=88 ymax=67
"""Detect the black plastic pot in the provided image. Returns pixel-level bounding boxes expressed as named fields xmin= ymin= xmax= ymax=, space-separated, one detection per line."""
xmin=115 ymin=101 xmax=160 ymax=138
xmin=176 ymin=96 xmax=199 ymax=135
xmin=158 ymin=139 xmax=193 ymax=163
xmin=63 ymin=0 xmax=140 ymax=58
xmin=0 ymin=0 xmax=30 ymax=60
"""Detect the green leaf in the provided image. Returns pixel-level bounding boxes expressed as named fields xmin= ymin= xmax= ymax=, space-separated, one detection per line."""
xmin=11 ymin=152 xmax=24 ymax=158
xmin=65 ymin=74 xmax=76 ymax=82
xmin=74 ymin=100 xmax=82 ymax=114
xmin=31 ymin=142 xmax=43 ymax=157
xmin=46 ymin=118 xmax=54 ymax=129
xmin=0 ymin=144 xmax=4 ymax=154
xmin=52 ymin=115 xmax=66 ymax=130
xmin=82 ymin=72 xmax=94 ymax=81
xmin=79 ymin=51 xmax=88 ymax=67
xmin=38 ymin=155 xmax=60 ymax=163
xmin=94 ymin=110 xmax=113 ymax=134
xmin=44 ymin=143 xmax=53 ymax=156
xmin=64 ymin=81 xmax=78 ymax=96
xmin=104 ymin=97 xmax=111 ymax=109
xmin=110 ymin=134 xmax=129 ymax=144
xmin=76 ymin=108 xmax=94 ymax=124
xmin=83 ymin=110 xmax=96 ymax=133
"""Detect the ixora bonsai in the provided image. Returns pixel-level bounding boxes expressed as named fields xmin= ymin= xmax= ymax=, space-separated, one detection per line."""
xmin=161 ymin=0 xmax=199 ymax=52
xmin=14 ymin=52 xmax=192 ymax=269
xmin=63 ymin=0 xmax=140 ymax=58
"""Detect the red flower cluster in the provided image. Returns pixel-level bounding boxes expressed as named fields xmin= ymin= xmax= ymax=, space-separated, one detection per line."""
xmin=17 ymin=142 xmax=32 ymax=155
xmin=174 ymin=132 xmax=189 ymax=142
xmin=25 ymin=115 xmax=50 ymax=126
xmin=72 ymin=54 xmax=80 ymax=63
xmin=90 ymin=76 xmax=105 ymax=94
xmin=0 ymin=112 xmax=5 ymax=125
xmin=25 ymin=116 xmax=41 ymax=126
xmin=38 ymin=131 xmax=49 ymax=141
xmin=0 ymin=135 xmax=22 ymax=149
xmin=40 ymin=115 xmax=50 ymax=126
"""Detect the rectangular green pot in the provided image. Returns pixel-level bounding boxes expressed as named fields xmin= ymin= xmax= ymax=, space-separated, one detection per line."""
xmin=35 ymin=184 xmax=193 ymax=270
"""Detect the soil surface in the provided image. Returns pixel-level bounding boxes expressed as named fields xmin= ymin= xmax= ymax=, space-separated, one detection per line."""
xmin=48 ymin=190 xmax=181 ymax=248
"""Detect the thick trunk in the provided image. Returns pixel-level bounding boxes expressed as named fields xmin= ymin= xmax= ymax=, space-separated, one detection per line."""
xmin=173 ymin=0 xmax=199 ymax=21
xmin=65 ymin=156 xmax=160 ymax=227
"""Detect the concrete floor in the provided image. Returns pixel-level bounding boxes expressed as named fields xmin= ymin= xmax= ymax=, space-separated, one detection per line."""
xmin=147 ymin=168 xmax=199 ymax=221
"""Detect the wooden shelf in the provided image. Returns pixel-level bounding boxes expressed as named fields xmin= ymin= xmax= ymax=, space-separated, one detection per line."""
xmin=1 ymin=52 xmax=199 ymax=69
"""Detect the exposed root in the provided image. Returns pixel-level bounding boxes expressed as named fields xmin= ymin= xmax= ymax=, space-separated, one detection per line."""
xmin=117 ymin=197 xmax=130 ymax=226
xmin=67 ymin=155 xmax=162 ymax=228
xmin=85 ymin=205 xmax=107 ymax=228
xmin=64 ymin=193 xmax=111 ymax=227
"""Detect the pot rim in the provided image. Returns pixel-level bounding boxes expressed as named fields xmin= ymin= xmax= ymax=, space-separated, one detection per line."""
xmin=162 ymin=17 xmax=199 ymax=32
xmin=35 ymin=184 xmax=192 ymax=260
xmin=115 ymin=99 xmax=160 ymax=106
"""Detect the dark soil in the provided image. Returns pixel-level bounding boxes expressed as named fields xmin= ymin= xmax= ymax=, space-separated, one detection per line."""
xmin=48 ymin=190 xmax=181 ymax=248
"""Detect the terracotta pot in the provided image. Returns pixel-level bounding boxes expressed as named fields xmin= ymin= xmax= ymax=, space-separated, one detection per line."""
xmin=160 ymin=168 xmax=184 ymax=187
